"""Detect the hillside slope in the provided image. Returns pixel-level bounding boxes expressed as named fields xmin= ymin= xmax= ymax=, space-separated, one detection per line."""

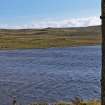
xmin=0 ymin=26 xmax=101 ymax=49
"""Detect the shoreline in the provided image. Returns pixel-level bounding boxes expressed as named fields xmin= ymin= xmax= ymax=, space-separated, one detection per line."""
xmin=0 ymin=44 xmax=101 ymax=51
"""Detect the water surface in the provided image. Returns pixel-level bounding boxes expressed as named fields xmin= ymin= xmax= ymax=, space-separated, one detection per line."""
xmin=0 ymin=46 xmax=101 ymax=105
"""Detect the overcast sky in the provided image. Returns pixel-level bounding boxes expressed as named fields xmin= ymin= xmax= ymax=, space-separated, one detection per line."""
xmin=0 ymin=0 xmax=101 ymax=28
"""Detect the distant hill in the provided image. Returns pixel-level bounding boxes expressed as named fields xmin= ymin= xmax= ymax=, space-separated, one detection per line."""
xmin=0 ymin=25 xmax=101 ymax=49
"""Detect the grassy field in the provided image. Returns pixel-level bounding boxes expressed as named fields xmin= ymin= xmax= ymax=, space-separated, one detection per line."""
xmin=0 ymin=26 xmax=101 ymax=49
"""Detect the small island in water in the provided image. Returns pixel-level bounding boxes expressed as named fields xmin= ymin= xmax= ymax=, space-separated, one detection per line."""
xmin=0 ymin=25 xmax=101 ymax=49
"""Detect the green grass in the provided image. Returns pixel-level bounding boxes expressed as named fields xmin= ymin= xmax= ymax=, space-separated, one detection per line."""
xmin=0 ymin=26 xmax=101 ymax=49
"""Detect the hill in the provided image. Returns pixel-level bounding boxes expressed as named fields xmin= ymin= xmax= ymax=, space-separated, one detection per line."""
xmin=0 ymin=26 xmax=101 ymax=49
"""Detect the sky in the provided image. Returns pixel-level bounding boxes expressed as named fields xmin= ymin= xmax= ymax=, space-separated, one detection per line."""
xmin=0 ymin=0 xmax=101 ymax=29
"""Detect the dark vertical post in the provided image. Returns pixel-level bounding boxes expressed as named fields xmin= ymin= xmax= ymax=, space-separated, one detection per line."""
xmin=101 ymin=0 xmax=105 ymax=105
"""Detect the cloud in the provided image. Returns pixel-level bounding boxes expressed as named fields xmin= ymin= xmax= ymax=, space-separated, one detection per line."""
xmin=0 ymin=16 xmax=101 ymax=29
